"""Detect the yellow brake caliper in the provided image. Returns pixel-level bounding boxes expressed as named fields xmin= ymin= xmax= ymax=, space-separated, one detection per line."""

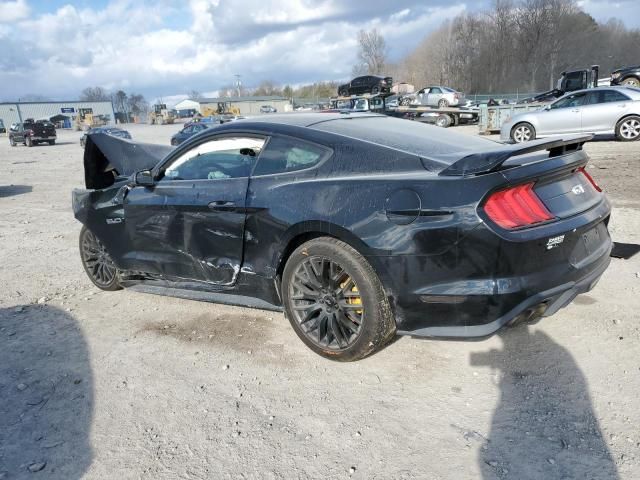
xmin=340 ymin=278 xmax=363 ymax=315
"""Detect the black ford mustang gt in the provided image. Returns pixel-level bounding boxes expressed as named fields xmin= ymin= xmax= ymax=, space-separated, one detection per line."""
xmin=73 ymin=113 xmax=611 ymax=361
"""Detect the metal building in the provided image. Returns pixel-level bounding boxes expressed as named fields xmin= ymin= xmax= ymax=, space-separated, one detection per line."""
xmin=0 ymin=101 xmax=115 ymax=129
xmin=198 ymin=96 xmax=291 ymax=116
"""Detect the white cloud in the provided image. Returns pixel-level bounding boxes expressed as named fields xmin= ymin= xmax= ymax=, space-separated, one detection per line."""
xmin=0 ymin=1 xmax=478 ymax=100
xmin=0 ymin=0 xmax=30 ymax=23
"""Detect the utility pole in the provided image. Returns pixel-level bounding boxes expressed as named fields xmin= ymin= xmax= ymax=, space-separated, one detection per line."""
xmin=234 ymin=74 xmax=242 ymax=98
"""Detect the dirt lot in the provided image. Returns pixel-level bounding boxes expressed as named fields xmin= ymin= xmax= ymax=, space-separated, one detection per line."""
xmin=1 ymin=122 xmax=639 ymax=479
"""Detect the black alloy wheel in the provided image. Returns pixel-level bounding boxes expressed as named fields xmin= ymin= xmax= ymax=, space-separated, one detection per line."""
xmin=79 ymin=226 xmax=122 ymax=291
xmin=282 ymin=237 xmax=396 ymax=361
xmin=289 ymin=256 xmax=364 ymax=350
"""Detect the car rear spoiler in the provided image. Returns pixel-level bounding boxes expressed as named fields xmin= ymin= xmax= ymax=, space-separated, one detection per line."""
xmin=438 ymin=134 xmax=593 ymax=177
xmin=84 ymin=133 xmax=174 ymax=189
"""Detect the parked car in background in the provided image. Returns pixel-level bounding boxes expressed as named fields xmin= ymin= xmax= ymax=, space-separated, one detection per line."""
xmin=0 ymin=119 xmax=5 ymax=134
xmin=75 ymin=113 xmax=611 ymax=361
xmin=80 ymin=126 xmax=131 ymax=147
xmin=260 ymin=105 xmax=277 ymax=113
xmin=403 ymin=86 xmax=466 ymax=108
xmin=9 ymin=120 xmax=56 ymax=146
xmin=501 ymin=86 xmax=640 ymax=143
xmin=338 ymin=75 xmax=393 ymax=97
xmin=186 ymin=115 xmax=220 ymax=127
xmin=170 ymin=122 xmax=211 ymax=145
xmin=610 ymin=65 xmax=640 ymax=87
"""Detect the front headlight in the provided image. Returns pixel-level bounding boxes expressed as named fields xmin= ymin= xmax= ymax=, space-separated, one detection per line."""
xmin=611 ymin=72 xmax=621 ymax=79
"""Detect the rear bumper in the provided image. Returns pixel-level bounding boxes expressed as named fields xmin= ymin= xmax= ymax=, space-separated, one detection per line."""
xmin=385 ymin=212 xmax=612 ymax=339
xmin=396 ymin=247 xmax=610 ymax=338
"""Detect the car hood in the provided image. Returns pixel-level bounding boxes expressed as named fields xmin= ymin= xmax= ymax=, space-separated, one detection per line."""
xmin=613 ymin=65 xmax=640 ymax=73
xmin=84 ymin=132 xmax=174 ymax=189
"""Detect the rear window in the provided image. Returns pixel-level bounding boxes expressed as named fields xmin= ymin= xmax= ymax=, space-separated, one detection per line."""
xmin=310 ymin=116 xmax=497 ymax=166
xmin=253 ymin=136 xmax=330 ymax=176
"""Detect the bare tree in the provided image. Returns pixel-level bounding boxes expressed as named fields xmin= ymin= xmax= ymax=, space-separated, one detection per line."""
xmin=354 ymin=28 xmax=388 ymax=75
xmin=188 ymin=90 xmax=203 ymax=101
xmin=252 ymin=80 xmax=282 ymax=97
xmin=127 ymin=94 xmax=148 ymax=116
xmin=395 ymin=0 xmax=638 ymax=95
xmin=80 ymin=86 xmax=109 ymax=102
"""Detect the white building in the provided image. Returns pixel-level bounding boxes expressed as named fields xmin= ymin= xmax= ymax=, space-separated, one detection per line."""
xmin=198 ymin=96 xmax=291 ymax=116
xmin=173 ymin=99 xmax=201 ymax=113
xmin=0 ymin=101 xmax=115 ymax=129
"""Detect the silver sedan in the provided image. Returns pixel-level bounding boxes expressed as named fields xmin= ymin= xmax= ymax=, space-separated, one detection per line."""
xmin=500 ymin=86 xmax=640 ymax=143
xmin=402 ymin=86 xmax=466 ymax=108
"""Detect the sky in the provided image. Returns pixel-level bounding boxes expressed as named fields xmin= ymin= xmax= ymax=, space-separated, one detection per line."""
xmin=0 ymin=0 xmax=638 ymax=103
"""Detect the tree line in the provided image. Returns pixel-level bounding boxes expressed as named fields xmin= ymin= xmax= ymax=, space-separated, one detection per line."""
xmin=374 ymin=0 xmax=640 ymax=94
xmin=79 ymin=86 xmax=148 ymax=119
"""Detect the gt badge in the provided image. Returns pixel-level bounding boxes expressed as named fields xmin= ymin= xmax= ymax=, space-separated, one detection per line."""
xmin=546 ymin=234 xmax=565 ymax=250
xmin=571 ymin=184 xmax=585 ymax=195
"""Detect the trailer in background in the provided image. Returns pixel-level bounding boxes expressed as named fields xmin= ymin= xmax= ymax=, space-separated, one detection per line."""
xmin=328 ymin=93 xmax=478 ymax=128
xmin=478 ymin=103 xmax=546 ymax=134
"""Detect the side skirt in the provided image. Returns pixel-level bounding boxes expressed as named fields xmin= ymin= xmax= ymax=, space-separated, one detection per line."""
xmin=125 ymin=282 xmax=283 ymax=312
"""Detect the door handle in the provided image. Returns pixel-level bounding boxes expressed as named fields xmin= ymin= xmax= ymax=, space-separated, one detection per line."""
xmin=208 ymin=200 xmax=235 ymax=210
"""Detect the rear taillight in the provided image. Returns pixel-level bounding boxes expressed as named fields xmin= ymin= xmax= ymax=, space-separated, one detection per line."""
xmin=483 ymin=182 xmax=554 ymax=229
xmin=578 ymin=166 xmax=602 ymax=192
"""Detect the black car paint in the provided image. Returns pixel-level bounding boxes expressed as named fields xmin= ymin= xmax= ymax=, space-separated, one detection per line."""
xmin=80 ymin=127 xmax=131 ymax=147
xmin=9 ymin=121 xmax=56 ymax=144
xmin=610 ymin=65 xmax=640 ymax=86
xmin=171 ymin=123 xmax=212 ymax=145
xmin=73 ymin=114 xmax=611 ymax=338
xmin=338 ymin=75 xmax=393 ymax=96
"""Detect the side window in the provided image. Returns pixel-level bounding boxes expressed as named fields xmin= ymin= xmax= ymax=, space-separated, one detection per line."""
xmin=253 ymin=136 xmax=331 ymax=176
xmin=550 ymin=93 xmax=586 ymax=109
xmin=430 ymin=87 xmax=442 ymax=94
xmin=161 ymin=136 xmax=265 ymax=181
xmin=600 ymin=90 xmax=629 ymax=103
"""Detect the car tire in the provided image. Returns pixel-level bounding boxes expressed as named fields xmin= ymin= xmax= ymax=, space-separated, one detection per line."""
xmin=49 ymin=140 xmax=55 ymax=145
xmin=435 ymin=114 xmax=452 ymax=128
xmin=9 ymin=137 xmax=16 ymax=147
xmin=26 ymin=136 xmax=33 ymax=147
xmin=79 ymin=226 xmax=122 ymax=291
xmin=282 ymin=237 xmax=396 ymax=361
xmin=615 ymin=115 xmax=640 ymax=141
xmin=621 ymin=77 xmax=640 ymax=88
xmin=438 ymin=99 xmax=449 ymax=108
xmin=511 ymin=122 xmax=536 ymax=143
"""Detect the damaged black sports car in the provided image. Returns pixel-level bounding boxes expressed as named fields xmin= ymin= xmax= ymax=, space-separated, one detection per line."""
xmin=73 ymin=113 xmax=612 ymax=361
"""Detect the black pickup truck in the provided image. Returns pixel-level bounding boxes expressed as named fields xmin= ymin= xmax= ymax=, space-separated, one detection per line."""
xmin=9 ymin=120 xmax=57 ymax=147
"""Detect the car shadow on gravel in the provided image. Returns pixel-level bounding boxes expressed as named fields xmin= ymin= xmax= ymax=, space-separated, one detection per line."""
xmin=0 ymin=185 xmax=32 ymax=198
xmin=0 ymin=305 xmax=93 ymax=478
xmin=472 ymin=326 xmax=618 ymax=479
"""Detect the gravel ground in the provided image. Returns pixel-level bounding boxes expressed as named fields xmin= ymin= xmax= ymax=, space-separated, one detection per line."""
xmin=0 ymin=122 xmax=639 ymax=479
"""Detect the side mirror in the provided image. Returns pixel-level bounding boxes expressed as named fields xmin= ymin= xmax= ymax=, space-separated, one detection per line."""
xmin=543 ymin=105 xmax=551 ymax=111
xmin=135 ymin=169 xmax=154 ymax=187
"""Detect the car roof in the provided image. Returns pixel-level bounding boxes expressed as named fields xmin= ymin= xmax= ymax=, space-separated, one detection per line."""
xmin=558 ymin=86 xmax=640 ymax=100
xmin=211 ymin=113 xmax=497 ymax=165
xmin=231 ymin=112 xmax=381 ymax=127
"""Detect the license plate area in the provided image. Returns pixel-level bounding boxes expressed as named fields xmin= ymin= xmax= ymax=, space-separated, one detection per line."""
xmin=569 ymin=222 xmax=609 ymax=267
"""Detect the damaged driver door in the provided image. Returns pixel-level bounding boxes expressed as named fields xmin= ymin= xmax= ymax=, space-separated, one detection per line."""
xmin=123 ymin=135 xmax=266 ymax=286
